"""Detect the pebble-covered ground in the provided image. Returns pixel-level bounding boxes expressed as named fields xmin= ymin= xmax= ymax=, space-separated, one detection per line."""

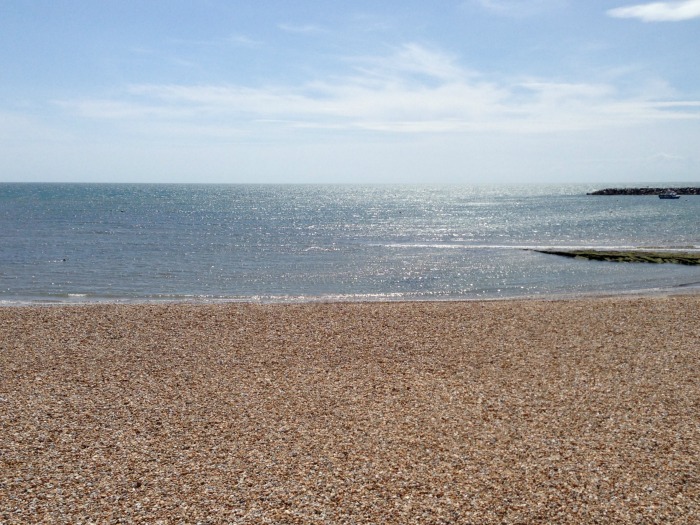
xmin=1 ymin=296 xmax=699 ymax=524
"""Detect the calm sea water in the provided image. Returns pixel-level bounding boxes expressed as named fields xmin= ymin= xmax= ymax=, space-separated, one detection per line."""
xmin=1 ymin=183 xmax=699 ymax=304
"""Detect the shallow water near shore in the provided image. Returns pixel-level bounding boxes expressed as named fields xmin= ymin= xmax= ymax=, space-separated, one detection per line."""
xmin=1 ymin=183 xmax=699 ymax=304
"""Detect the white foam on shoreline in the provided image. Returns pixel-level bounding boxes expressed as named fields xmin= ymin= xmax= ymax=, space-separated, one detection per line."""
xmin=2 ymin=281 xmax=699 ymax=308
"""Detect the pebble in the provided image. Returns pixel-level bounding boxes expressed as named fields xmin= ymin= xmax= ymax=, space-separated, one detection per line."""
xmin=1 ymin=296 xmax=699 ymax=523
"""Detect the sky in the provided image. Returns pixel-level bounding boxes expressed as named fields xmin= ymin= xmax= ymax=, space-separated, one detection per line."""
xmin=1 ymin=0 xmax=699 ymax=184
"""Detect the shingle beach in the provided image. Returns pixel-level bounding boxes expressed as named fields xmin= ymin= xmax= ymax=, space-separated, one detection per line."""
xmin=1 ymin=296 xmax=699 ymax=524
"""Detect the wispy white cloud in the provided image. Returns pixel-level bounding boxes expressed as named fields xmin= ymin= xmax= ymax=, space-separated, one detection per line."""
xmin=167 ymin=34 xmax=261 ymax=48
xmin=608 ymin=0 xmax=700 ymax=21
xmin=648 ymin=152 xmax=687 ymax=162
xmin=470 ymin=0 xmax=567 ymax=17
xmin=348 ymin=43 xmax=468 ymax=82
xmin=277 ymin=23 xmax=328 ymax=35
xmin=225 ymin=34 xmax=263 ymax=48
xmin=58 ymin=43 xmax=700 ymax=138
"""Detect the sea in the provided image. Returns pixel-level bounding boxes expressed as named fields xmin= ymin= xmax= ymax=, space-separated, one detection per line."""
xmin=1 ymin=183 xmax=699 ymax=305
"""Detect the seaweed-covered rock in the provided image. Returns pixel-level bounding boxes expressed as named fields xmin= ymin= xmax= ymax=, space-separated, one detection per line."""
xmin=534 ymin=249 xmax=700 ymax=265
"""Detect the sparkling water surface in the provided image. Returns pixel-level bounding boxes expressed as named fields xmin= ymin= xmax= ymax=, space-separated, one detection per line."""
xmin=1 ymin=183 xmax=699 ymax=303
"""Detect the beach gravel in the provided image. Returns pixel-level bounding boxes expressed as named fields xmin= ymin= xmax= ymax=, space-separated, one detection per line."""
xmin=1 ymin=296 xmax=699 ymax=523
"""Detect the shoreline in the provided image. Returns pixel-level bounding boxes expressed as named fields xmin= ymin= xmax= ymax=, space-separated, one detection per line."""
xmin=2 ymin=280 xmax=700 ymax=307
xmin=2 ymin=296 xmax=699 ymax=523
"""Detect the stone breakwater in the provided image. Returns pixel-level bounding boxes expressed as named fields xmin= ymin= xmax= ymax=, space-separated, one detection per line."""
xmin=587 ymin=187 xmax=700 ymax=195
xmin=1 ymin=298 xmax=699 ymax=524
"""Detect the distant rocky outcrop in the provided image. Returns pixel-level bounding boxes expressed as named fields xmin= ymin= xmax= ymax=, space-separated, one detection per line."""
xmin=587 ymin=187 xmax=700 ymax=196
xmin=534 ymin=249 xmax=700 ymax=265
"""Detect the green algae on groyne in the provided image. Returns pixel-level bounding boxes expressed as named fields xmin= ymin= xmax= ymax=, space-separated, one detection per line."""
xmin=534 ymin=249 xmax=700 ymax=265
xmin=587 ymin=187 xmax=700 ymax=196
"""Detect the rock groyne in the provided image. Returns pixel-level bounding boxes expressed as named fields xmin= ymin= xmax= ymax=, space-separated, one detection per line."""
xmin=587 ymin=187 xmax=700 ymax=195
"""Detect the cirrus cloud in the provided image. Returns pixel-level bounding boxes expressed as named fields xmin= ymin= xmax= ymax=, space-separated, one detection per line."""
xmin=57 ymin=43 xmax=700 ymax=139
xmin=470 ymin=0 xmax=567 ymax=17
xmin=608 ymin=0 xmax=700 ymax=21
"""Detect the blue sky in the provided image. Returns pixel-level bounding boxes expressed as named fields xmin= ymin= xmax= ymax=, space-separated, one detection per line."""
xmin=1 ymin=0 xmax=699 ymax=184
